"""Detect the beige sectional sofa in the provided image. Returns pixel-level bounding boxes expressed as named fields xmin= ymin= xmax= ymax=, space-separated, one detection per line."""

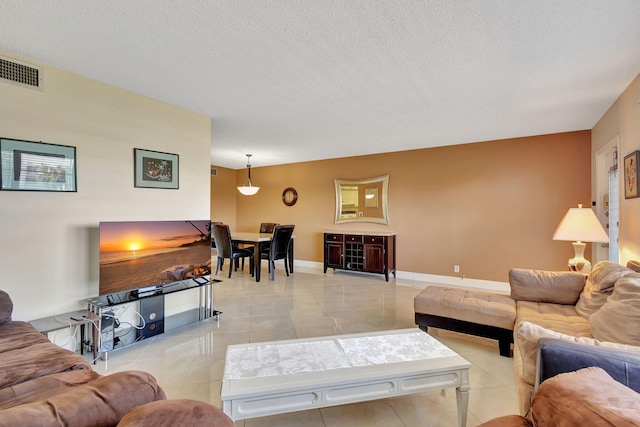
xmin=416 ymin=260 xmax=640 ymax=416
xmin=510 ymin=261 xmax=640 ymax=415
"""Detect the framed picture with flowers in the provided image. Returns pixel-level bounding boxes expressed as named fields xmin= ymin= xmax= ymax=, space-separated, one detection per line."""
xmin=134 ymin=148 xmax=179 ymax=189
xmin=624 ymin=150 xmax=640 ymax=199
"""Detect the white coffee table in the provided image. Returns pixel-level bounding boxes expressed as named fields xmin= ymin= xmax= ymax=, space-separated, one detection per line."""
xmin=221 ymin=328 xmax=471 ymax=426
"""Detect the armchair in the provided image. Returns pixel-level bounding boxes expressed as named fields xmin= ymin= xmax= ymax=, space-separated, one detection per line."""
xmin=535 ymin=337 xmax=640 ymax=393
xmin=479 ymin=338 xmax=640 ymax=426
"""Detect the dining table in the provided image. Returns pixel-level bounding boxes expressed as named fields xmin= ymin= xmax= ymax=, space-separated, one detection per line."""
xmin=231 ymin=232 xmax=294 ymax=282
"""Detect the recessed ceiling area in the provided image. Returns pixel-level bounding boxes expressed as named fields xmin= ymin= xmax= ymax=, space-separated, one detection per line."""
xmin=1 ymin=1 xmax=640 ymax=169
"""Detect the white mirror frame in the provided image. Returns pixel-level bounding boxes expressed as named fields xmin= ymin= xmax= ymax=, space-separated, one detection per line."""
xmin=334 ymin=175 xmax=390 ymax=224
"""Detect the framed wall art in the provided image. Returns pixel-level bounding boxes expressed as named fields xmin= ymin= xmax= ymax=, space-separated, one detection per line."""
xmin=0 ymin=138 xmax=77 ymax=192
xmin=624 ymin=150 xmax=640 ymax=199
xmin=134 ymin=148 xmax=179 ymax=189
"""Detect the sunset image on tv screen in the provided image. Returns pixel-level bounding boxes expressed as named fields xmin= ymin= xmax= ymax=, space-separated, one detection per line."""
xmin=99 ymin=220 xmax=211 ymax=295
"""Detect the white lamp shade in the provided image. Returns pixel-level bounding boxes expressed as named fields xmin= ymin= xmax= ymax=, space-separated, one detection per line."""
xmin=552 ymin=205 xmax=609 ymax=243
xmin=237 ymin=154 xmax=260 ymax=196
xmin=237 ymin=185 xmax=260 ymax=196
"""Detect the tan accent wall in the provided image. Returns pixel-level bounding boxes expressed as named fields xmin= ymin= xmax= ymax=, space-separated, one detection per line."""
xmin=215 ymin=131 xmax=591 ymax=282
xmin=592 ymin=72 xmax=640 ymax=264
xmin=211 ymin=165 xmax=237 ymax=230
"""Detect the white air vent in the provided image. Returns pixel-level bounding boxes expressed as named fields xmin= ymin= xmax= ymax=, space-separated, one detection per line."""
xmin=0 ymin=56 xmax=43 ymax=90
xmin=210 ymin=168 xmax=217 ymax=176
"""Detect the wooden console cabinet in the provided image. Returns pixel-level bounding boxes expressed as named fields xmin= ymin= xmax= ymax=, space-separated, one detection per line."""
xmin=323 ymin=232 xmax=396 ymax=281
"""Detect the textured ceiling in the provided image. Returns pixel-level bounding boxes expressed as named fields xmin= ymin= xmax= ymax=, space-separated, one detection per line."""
xmin=1 ymin=1 xmax=640 ymax=169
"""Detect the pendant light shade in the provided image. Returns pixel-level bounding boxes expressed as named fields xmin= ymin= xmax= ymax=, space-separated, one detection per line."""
xmin=237 ymin=154 xmax=260 ymax=196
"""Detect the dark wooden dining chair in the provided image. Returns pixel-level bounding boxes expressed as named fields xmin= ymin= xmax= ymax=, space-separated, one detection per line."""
xmin=258 ymin=223 xmax=278 ymax=258
xmin=259 ymin=222 xmax=279 ymax=233
xmin=260 ymin=224 xmax=294 ymax=280
xmin=210 ymin=221 xmax=223 ymax=251
xmin=211 ymin=223 xmax=254 ymax=278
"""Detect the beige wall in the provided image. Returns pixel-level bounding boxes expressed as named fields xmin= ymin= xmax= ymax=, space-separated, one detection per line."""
xmin=0 ymin=52 xmax=211 ymax=320
xmin=214 ymin=131 xmax=591 ymax=283
xmin=592 ymin=73 xmax=640 ymax=264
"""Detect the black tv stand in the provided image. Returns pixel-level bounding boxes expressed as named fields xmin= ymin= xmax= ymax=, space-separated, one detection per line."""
xmin=130 ymin=286 xmax=161 ymax=298
xmin=87 ymin=276 xmax=222 ymax=357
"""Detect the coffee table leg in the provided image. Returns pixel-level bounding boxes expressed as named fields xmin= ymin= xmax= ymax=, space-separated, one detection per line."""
xmin=455 ymin=384 xmax=470 ymax=427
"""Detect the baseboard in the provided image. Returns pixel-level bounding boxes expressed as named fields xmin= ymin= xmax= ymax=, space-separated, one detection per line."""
xmin=396 ymin=271 xmax=509 ymax=293
xmin=292 ymin=260 xmax=324 ymax=272
xmin=292 ymin=260 xmax=509 ymax=293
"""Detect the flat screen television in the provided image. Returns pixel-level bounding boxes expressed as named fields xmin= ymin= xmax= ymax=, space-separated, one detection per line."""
xmin=99 ymin=220 xmax=211 ymax=296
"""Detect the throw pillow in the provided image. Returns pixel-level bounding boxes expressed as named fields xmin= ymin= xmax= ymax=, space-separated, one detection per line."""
xmin=515 ymin=321 xmax=640 ymax=385
xmin=590 ymin=276 xmax=640 ymax=346
xmin=628 ymin=260 xmax=640 ymax=273
xmin=532 ymin=367 xmax=640 ymax=427
xmin=575 ymin=261 xmax=633 ymax=319
xmin=0 ymin=290 xmax=12 ymax=324
xmin=509 ymin=268 xmax=586 ymax=304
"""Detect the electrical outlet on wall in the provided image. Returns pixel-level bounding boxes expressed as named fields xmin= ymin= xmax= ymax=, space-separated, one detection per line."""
xmin=454 ymin=265 xmax=460 ymax=273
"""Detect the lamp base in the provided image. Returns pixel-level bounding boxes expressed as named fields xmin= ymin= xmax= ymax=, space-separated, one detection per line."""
xmin=568 ymin=257 xmax=591 ymax=274
xmin=568 ymin=241 xmax=591 ymax=273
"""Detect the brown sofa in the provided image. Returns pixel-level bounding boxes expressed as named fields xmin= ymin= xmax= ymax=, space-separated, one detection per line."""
xmin=479 ymin=337 xmax=640 ymax=426
xmin=480 ymin=367 xmax=640 ymax=427
xmin=116 ymin=399 xmax=234 ymax=427
xmin=0 ymin=289 xmax=169 ymax=427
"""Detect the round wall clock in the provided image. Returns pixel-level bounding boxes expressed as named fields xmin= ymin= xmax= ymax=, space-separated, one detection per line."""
xmin=282 ymin=187 xmax=298 ymax=206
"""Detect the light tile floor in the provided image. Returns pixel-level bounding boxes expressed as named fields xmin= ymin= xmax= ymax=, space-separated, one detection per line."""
xmin=91 ymin=266 xmax=518 ymax=426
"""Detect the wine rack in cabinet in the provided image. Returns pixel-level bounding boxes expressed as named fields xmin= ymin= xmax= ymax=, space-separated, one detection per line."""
xmin=323 ymin=232 xmax=396 ymax=281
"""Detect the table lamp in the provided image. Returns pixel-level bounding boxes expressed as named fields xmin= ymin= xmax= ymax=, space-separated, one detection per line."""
xmin=552 ymin=204 xmax=609 ymax=273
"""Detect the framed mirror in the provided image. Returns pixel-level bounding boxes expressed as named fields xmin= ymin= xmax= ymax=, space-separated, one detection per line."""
xmin=334 ymin=175 xmax=389 ymax=224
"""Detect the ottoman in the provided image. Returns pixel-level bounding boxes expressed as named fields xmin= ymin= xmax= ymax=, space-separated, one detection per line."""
xmin=414 ymin=286 xmax=516 ymax=357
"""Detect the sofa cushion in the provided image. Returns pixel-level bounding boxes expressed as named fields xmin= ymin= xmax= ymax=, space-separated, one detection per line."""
xmin=628 ymin=260 xmax=640 ymax=272
xmin=0 ymin=341 xmax=91 ymax=389
xmin=515 ymin=321 xmax=640 ymax=386
xmin=576 ymin=261 xmax=634 ymax=319
xmin=0 ymin=371 xmax=166 ymax=427
xmin=0 ymin=370 xmax=101 ymax=410
xmin=509 ymin=269 xmax=586 ymax=305
xmin=515 ymin=301 xmax=591 ymax=337
xmin=476 ymin=415 xmax=532 ymax=427
xmin=532 ymin=367 xmax=640 ymax=427
xmin=117 ymin=399 xmax=234 ymax=427
xmin=590 ymin=276 xmax=640 ymax=346
xmin=0 ymin=290 xmax=13 ymax=324
xmin=0 ymin=322 xmax=51 ymax=354
xmin=414 ymin=286 xmax=516 ymax=330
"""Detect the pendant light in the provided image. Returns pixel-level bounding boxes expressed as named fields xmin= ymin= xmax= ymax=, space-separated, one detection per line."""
xmin=237 ymin=154 xmax=260 ymax=196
